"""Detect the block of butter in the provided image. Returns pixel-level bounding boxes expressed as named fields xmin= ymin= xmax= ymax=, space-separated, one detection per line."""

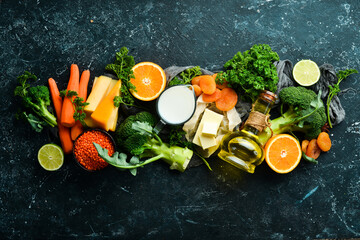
xmin=201 ymin=121 xmax=221 ymax=137
xmin=199 ymin=133 xmax=217 ymax=149
xmin=193 ymin=109 xmax=223 ymax=149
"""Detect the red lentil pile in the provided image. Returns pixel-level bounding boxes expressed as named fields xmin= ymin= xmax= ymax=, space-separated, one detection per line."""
xmin=74 ymin=130 xmax=115 ymax=171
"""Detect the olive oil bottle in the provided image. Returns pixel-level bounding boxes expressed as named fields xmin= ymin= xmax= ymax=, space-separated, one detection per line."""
xmin=218 ymin=90 xmax=277 ymax=173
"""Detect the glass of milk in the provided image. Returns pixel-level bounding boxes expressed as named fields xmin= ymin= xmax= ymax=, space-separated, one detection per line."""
xmin=154 ymin=85 xmax=196 ymax=133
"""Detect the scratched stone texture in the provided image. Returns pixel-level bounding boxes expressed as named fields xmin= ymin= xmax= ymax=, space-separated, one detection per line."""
xmin=0 ymin=0 xmax=360 ymax=239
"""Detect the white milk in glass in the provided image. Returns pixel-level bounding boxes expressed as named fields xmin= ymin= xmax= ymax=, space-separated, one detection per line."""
xmin=157 ymin=85 xmax=196 ymax=125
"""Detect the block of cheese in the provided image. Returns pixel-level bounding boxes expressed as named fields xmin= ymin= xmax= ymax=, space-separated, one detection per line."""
xmin=105 ymin=79 xmax=118 ymax=96
xmin=91 ymin=80 xmax=122 ymax=131
xmin=192 ymin=109 xmax=223 ymax=149
xmin=92 ymin=77 xmax=117 ymax=92
xmin=84 ymin=112 xmax=99 ymax=128
xmin=84 ymin=75 xmax=114 ymax=114
xmin=84 ymin=105 xmax=119 ymax=131
xmin=109 ymin=110 xmax=119 ymax=132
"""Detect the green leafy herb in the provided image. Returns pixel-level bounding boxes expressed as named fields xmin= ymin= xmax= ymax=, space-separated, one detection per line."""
xmin=105 ymin=47 xmax=139 ymax=108
xmin=326 ymin=68 xmax=358 ymax=128
xmin=168 ymin=66 xmax=202 ymax=86
xmin=217 ymin=44 xmax=279 ymax=102
xmin=169 ymin=125 xmax=193 ymax=148
xmin=113 ymin=85 xmax=137 ymax=108
xmin=59 ymin=90 xmax=89 ymax=126
xmin=14 ymin=71 xmax=57 ymax=132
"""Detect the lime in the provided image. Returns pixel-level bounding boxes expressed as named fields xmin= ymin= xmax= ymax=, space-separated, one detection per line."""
xmin=37 ymin=144 xmax=64 ymax=171
xmin=292 ymin=59 xmax=321 ymax=86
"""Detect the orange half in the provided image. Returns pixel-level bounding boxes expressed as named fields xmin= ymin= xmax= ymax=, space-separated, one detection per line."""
xmin=264 ymin=134 xmax=302 ymax=174
xmin=130 ymin=62 xmax=166 ymax=101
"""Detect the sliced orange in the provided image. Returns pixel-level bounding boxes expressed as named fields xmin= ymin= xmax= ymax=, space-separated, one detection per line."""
xmin=130 ymin=62 xmax=166 ymax=101
xmin=264 ymin=134 xmax=302 ymax=174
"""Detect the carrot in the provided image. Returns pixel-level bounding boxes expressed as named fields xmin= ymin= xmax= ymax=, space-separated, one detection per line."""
xmin=71 ymin=124 xmax=83 ymax=141
xmin=78 ymin=70 xmax=90 ymax=100
xmin=305 ymin=139 xmax=321 ymax=159
xmin=202 ymin=88 xmax=221 ymax=102
xmin=48 ymin=78 xmax=63 ymax=119
xmin=191 ymin=84 xmax=202 ymax=97
xmin=301 ymin=139 xmax=309 ymax=153
xmin=213 ymin=73 xmax=228 ymax=89
xmin=191 ymin=76 xmax=201 ymax=86
xmin=317 ymin=132 xmax=332 ymax=152
xmin=48 ymin=78 xmax=73 ymax=154
xmin=199 ymin=75 xmax=216 ymax=95
xmin=215 ymin=87 xmax=238 ymax=111
xmin=60 ymin=64 xmax=80 ymax=128
xmin=71 ymin=70 xmax=90 ymax=140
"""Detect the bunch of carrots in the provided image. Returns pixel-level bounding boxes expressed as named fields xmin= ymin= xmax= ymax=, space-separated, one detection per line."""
xmin=48 ymin=64 xmax=90 ymax=154
xmin=191 ymin=73 xmax=238 ymax=111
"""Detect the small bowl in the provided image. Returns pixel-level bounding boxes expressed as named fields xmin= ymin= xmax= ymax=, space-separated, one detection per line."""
xmin=73 ymin=128 xmax=116 ymax=172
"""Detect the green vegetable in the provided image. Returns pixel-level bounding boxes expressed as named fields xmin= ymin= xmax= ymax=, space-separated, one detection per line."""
xmin=326 ymin=68 xmax=358 ymax=128
xmin=168 ymin=66 xmax=202 ymax=86
xmin=217 ymin=44 xmax=279 ymax=102
xmin=105 ymin=47 xmax=139 ymax=108
xmin=258 ymin=86 xmax=327 ymax=145
xmin=15 ymin=112 xmax=46 ymax=132
xmin=168 ymin=125 xmax=193 ymax=148
xmin=14 ymin=71 xmax=57 ymax=131
xmin=133 ymin=111 xmax=158 ymax=126
xmin=59 ymin=90 xmax=89 ymax=126
xmin=116 ymin=112 xmax=157 ymax=141
xmin=97 ymin=111 xmax=193 ymax=175
xmin=168 ymin=126 xmax=212 ymax=171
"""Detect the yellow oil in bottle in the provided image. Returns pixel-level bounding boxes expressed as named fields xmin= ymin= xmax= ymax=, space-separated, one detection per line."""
xmin=218 ymin=90 xmax=277 ymax=173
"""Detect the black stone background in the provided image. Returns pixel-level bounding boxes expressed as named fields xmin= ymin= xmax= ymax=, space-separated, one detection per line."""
xmin=1 ymin=0 xmax=360 ymax=239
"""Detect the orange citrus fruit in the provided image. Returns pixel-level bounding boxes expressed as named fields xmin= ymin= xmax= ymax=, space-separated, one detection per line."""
xmin=130 ymin=62 xmax=166 ymax=101
xmin=264 ymin=134 xmax=302 ymax=174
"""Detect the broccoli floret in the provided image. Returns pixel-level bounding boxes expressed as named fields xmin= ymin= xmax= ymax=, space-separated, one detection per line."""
xmin=115 ymin=111 xmax=158 ymax=147
xmin=96 ymin=111 xmax=193 ymax=175
xmin=134 ymin=111 xmax=158 ymax=127
xmin=14 ymin=72 xmax=57 ymax=131
xmin=277 ymin=86 xmax=316 ymax=110
xmin=258 ymin=86 xmax=327 ymax=145
xmin=115 ymin=115 xmax=136 ymax=142
xmin=123 ymin=133 xmax=149 ymax=155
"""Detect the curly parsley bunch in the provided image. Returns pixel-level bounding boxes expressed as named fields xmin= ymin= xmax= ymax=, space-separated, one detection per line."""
xmin=217 ymin=44 xmax=280 ymax=102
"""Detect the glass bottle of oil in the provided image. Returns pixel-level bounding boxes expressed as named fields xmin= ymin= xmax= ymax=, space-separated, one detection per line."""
xmin=218 ymin=90 xmax=277 ymax=173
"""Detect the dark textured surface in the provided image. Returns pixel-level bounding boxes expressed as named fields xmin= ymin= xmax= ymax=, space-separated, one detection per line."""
xmin=1 ymin=0 xmax=360 ymax=239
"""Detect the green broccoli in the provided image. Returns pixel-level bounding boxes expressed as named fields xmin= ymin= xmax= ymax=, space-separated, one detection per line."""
xmin=115 ymin=112 xmax=157 ymax=143
xmin=95 ymin=111 xmax=193 ymax=176
xmin=14 ymin=71 xmax=57 ymax=131
xmin=134 ymin=111 xmax=158 ymax=126
xmin=258 ymin=86 xmax=327 ymax=145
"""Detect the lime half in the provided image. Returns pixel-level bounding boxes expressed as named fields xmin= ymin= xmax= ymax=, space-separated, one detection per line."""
xmin=38 ymin=144 xmax=64 ymax=171
xmin=292 ymin=59 xmax=321 ymax=86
